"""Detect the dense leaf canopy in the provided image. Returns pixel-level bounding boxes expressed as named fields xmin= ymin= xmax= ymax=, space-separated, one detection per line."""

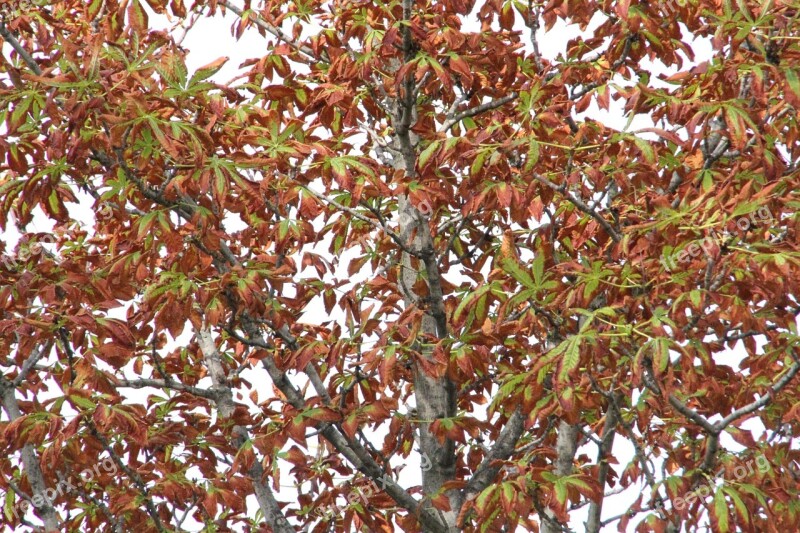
xmin=1 ymin=0 xmax=799 ymax=532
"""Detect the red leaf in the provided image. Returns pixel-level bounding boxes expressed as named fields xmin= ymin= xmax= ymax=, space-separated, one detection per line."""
xmin=128 ymin=0 xmax=149 ymax=34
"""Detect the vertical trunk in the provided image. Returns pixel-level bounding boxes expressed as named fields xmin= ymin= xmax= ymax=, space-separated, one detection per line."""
xmin=390 ymin=2 xmax=459 ymax=514
xmin=0 ymin=378 xmax=60 ymax=531
xmin=540 ymin=421 xmax=579 ymax=533
xmin=586 ymin=408 xmax=617 ymax=533
xmin=397 ymin=195 xmax=460 ymax=531
xmin=197 ymin=329 xmax=294 ymax=533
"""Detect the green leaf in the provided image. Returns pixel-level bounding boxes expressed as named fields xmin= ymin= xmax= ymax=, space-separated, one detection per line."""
xmin=48 ymin=190 xmax=61 ymax=216
xmin=554 ymin=478 xmax=568 ymax=505
xmin=419 ymin=140 xmax=441 ymax=168
xmin=501 ymin=257 xmax=535 ymax=289
xmin=70 ymin=395 xmax=96 ymax=410
xmin=701 ymin=170 xmax=714 ymax=193
xmin=786 ymin=69 xmax=800 ymax=101
xmin=652 ymin=337 xmax=671 ymax=374
xmin=525 ymin=140 xmax=540 ymax=171
xmin=501 ymin=482 xmax=515 ymax=506
xmin=720 ymin=485 xmax=750 ymax=526
xmin=9 ymin=96 xmax=32 ymax=130
xmin=633 ymin=136 xmax=655 ymax=164
xmin=713 ymin=488 xmax=730 ymax=532
xmin=563 ymin=475 xmax=597 ymax=499
xmin=488 ymin=373 xmax=526 ymax=414
xmin=190 ymin=56 xmax=229 ymax=85
xmin=556 ymin=335 xmax=581 ymax=384
xmin=532 ymin=253 xmax=545 ymax=285
xmin=731 ymin=202 xmax=761 ymax=218
xmin=4 ymin=488 xmax=15 ymax=521
xmin=475 ymin=485 xmax=497 ymax=512
xmin=471 ymin=149 xmax=488 ymax=175
xmin=128 ymin=0 xmax=149 ymax=33
xmin=689 ymin=289 xmax=702 ymax=308
xmin=87 ymin=0 xmax=103 ymax=19
xmin=330 ymin=158 xmax=347 ymax=180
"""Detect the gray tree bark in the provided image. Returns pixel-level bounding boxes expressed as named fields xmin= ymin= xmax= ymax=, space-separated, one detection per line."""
xmin=0 ymin=376 xmax=60 ymax=531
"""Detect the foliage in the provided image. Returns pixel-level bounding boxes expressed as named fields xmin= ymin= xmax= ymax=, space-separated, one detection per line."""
xmin=1 ymin=0 xmax=800 ymax=532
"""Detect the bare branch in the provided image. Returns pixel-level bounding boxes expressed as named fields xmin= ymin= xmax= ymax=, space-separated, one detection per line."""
xmin=11 ymin=341 xmax=52 ymax=386
xmin=0 ymin=378 xmax=60 ymax=531
xmin=0 ymin=22 xmax=42 ymax=75
xmin=586 ymin=406 xmax=618 ymax=533
xmin=196 ymin=328 xmax=295 ymax=533
xmin=439 ymin=92 xmax=518 ymax=132
xmin=524 ymin=0 xmax=544 ymax=73
xmin=114 ymin=377 xmax=219 ymax=400
xmin=714 ymin=358 xmax=800 ymax=431
xmin=463 ymin=408 xmax=526 ymax=500
xmin=220 ymin=1 xmax=326 ymax=63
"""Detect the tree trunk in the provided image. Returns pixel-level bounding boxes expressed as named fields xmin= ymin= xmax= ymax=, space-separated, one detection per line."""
xmin=0 ymin=377 xmax=60 ymax=531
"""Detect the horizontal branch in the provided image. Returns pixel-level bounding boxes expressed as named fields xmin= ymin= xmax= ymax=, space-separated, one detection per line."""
xmin=664 ymin=356 xmax=800 ymax=437
xmin=439 ymin=92 xmax=518 ymax=132
xmin=114 ymin=377 xmax=219 ymax=400
xmin=666 ymin=394 xmax=716 ymax=433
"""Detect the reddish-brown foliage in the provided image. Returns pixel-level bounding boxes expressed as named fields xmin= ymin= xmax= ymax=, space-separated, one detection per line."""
xmin=1 ymin=0 xmax=799 ymax=532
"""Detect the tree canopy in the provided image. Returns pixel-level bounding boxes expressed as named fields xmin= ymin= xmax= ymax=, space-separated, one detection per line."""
xmin=1 ymin=0 xmax=800 ymax=532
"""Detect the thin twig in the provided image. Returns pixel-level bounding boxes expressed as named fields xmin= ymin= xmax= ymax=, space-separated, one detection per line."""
xmin=532 ymin=173 xmax=622 ymax=242
xmin=220 ymin=1 xmax=326 ymax=62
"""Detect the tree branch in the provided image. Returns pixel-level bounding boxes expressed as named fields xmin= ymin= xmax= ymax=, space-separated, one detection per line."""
xmin=86 ymin=421 xmax=167 ymax=533
xmin=0 ymin=377 xmax=60 ymax=531
xmin=532 ymin=173 xmax=622 ymax=242
xmin=196 ymin=328 xmax=295 ymax=533
xmin=219 ymin=1 xmax=326 ymax=63
xmin=439 ymin=92 xmax=518 ymax=132
xmin=463 ymin=408 xmax=525 ymax=500
xmin=714 ymin=356 xmax=800 ymax=431
xmin=0 ymin=21 xmax=42 ymax=75
xmin=11 ymin=341 xmax=52 ymax=387
xmin=114 ymin=377 xmax=219 ymax=400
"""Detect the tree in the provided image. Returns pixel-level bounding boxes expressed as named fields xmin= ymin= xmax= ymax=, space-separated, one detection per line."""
xmin=1 ymin=0 xmax=799 ymax=531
